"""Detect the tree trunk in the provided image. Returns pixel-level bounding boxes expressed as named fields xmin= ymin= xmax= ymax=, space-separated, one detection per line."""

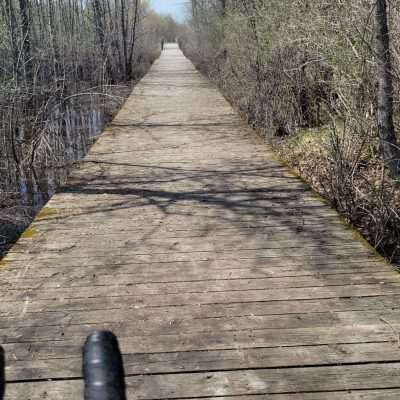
xmin=127 ymin=0 xmax=139 ymax=79
xmin=48 ymin=0 xmax=61 ymax=78
xmin=92 ymin=0 xmax=108 ymax=75
xmin=4 ymin=0 xmax=19 ymax=78
xmin=120 ymin=0 xmax=128 ymax=80
xmin=18 ymin=0 xmax=33 ymax=82
xmin=375 ymin=0 xmax=400 ymax=175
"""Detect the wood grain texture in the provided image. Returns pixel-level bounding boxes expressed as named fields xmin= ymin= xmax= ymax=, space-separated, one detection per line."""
xmin=1 ymin=44 xmax=400 ymax=399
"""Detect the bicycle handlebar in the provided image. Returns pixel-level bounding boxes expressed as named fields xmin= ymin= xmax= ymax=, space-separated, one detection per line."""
xmin=0 ymin=330 xmax=127 ymax=400
xmin=83 ymin=330 xmax=127 ymax=400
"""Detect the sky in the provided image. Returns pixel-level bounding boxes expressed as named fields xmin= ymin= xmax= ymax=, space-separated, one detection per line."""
xmin=149 ymin=0 xmax=187 ymax=22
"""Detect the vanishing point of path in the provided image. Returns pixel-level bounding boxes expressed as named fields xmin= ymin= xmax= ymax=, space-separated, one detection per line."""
xmin=2 ymin=44 xmax=400 ymax=399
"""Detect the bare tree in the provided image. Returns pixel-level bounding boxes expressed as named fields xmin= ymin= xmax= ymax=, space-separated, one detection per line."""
xmin=120 ymin=0 xmax=128 ymax=79
xmin=3 ymin=0 xmax=19 ymax=77
xmin=18 ymin=0 xmax=32 ymax=81
xmin=375 ymin=0 xmax=400 ymax=176
xmin=127 ymin=0 xmax=139 ymax=79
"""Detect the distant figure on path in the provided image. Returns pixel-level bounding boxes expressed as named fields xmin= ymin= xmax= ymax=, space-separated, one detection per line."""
xmin=161 ymin=39 xmax=165 ymax=51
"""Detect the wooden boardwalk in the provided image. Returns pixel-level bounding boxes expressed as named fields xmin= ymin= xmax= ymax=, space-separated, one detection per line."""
xmin=1 ymin=44 xmax=400 ymax=399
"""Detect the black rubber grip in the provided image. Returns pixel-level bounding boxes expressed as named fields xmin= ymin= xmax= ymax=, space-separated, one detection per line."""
xmin=82 ymin=331 xmax=126 ymax=400
xmin=0 ymin=346 xmax=5 ymax=400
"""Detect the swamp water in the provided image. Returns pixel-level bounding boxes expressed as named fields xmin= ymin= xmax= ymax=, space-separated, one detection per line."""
xmin=0 ymin=100 xmax=107 ymax=255
xmin=18 ymin=107 xmax=105 ymax=208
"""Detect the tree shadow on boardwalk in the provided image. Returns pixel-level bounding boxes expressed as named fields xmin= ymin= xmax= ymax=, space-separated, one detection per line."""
xmin=44 ymin=157 xmax=373 ymax=271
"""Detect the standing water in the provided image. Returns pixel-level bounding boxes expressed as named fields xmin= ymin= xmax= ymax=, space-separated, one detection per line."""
xmin=0 ymin=94 xmax=114 ymax=256
xmin=17 ymin=106 xmax=105 ymax=210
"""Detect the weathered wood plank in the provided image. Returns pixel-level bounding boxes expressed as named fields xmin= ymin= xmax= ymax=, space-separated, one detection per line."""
xmin=4 ymin=247 xmax=377 ymax=265
xmin=3 ymin=324 xmax=399 ymax=355
xmin=2 ymin=271 xmax=396 ymax=297
xmin=2 ymin=254 xmax=381 ymax=271
xmin=5 ymin=342 xmax=400 ymax=381
xmin=3 ymin=308 xmax=400 ymax=344
xmin=5 ymin=364 xmax=400 ymax=399
xmin=1 ymin=261 xmax=386 ymax=284
xmin=2 ymin=267 xmax=390 ymax=289
xmin=2 ymin=283 xmax=400 ymax=314
xmin=1 ymin=294 xmax=398 ymax=326
xmin=11 ymin=230 xmax=359 ymax=252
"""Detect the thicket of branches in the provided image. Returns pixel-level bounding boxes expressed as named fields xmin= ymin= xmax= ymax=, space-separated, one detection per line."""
xmin=181 ymin=0 xmax=400 ymax=262
xmin=0 ymin=0 xmax=177 ymax=252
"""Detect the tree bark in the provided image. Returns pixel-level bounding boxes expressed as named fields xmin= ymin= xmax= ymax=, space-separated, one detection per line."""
xmin=48 ymin=0 xmax=61 ymax=78
xmin=18 ymin=0 xmax=33 ymax=82
xmin=127 ymin=0 xmax=139 ymax=79
xmin=4 ymin=0 xmax=19 ymax=78
xmin=120 ymin=0 xmax=128 ymax=80
xmin=375 ymin=0 xmax=400 ymax=175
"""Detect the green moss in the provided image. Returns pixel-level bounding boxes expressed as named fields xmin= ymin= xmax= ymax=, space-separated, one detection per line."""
xmin=289 ymin=126 xmax=329 ymax=153
xmin=36 ymin=207 xmax=58 ymax=220
xmin=270 ymin=152 xmax=311 ymax=183
xmin=287 ymin=119 xmax=344 ymax=155
xmin=333 ymin=211 xmax=390 ymax=265
xmin=350 ymin=229 xmax=390 ymax=264
xmin=309 ymin=190 xmax=331 ymax=206
xmin=21 ymin=228 xmax=39 ymax=239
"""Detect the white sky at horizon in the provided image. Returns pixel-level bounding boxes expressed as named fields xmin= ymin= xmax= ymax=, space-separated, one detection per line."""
xmin=149 ymin=0 xmax=188 ymax=22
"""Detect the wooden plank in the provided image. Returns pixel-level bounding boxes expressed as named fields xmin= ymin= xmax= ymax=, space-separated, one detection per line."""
xmin=27 ymin=213 xmax=347 ymax=229
xmin=13 ymin=220 xmax=351 ymax=234
xmin=3 ymin=323 xmax=399 ymax=354
xmin=1 ymin=293 xmax=397 ymax=325
xmin=2 ymin=266 xmax=389 ymax=288
xmin=2 ymin=283 xmax=400 ymax=314
xmin=4 ymin=246 xmax=376 ymax=264
xmin=120 ymin=391 xmax=400 ymax=400
xmin=9 ymin=239 xmax=363 ymax=259
xmin=2 ymin=254 xmax=381 ymax=271
xmin=11 ymin=230 xmax=359 ymax=252
xmin=7 ymin=227 xmax=362 ymax=244
xmin=3 ymin=308 xmax=400 ymax=344
xmin=4 ymin=342 xmax=400 ymax=381
xmin=1 ymin=260 xmax=386 ymax=282
xmin=2 ymin=291 xmax=398 ymax=328
xmin=5 ymin=364 xmax=400 ymax=399
xmin=2 ymin=271 xmax=397 ymax=296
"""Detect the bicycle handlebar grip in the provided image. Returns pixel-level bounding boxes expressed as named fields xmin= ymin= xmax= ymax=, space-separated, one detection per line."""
xmin=83 ymin=331 xmax=126 ymax=400
xmin=0 ymin=346 xmax=5 ymax=400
